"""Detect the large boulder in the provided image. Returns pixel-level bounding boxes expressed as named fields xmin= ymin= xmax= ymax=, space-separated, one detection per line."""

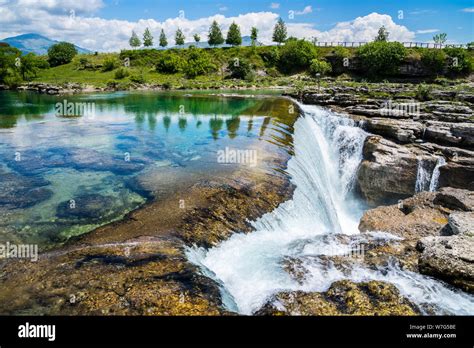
xmin=417 ymin=235 xmax=474 ymax=293
xmin=357 ymin=136 xmax=435 ymax=205
xmin=359 ymin=192 xmax=449 ymax=242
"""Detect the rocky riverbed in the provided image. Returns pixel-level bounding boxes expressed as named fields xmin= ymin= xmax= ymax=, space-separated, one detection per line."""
xmin=0 ymin=85 xmax=473 ymax=315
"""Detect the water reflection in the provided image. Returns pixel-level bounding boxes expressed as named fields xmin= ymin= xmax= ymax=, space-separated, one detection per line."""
xmin=0 ymin=91 xmax=296 ymax=249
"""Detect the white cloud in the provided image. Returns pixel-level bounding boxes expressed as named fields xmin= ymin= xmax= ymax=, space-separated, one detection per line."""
xmin=461 ymin=8 xmax=474 ymax=12
xmin=299 ymin=12 xmax=415 ymax=43
xmin=294 ymin=6 xmax=312 ymax=16
xmin=270 ymin=3 xmax=280 ymax=9
xmin=0 ymin=5 xmax=415 ymax=52
xmin=416 ymin=29 xmax=439 ymax=34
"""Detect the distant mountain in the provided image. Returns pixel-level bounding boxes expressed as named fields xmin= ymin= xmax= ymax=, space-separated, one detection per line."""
xmin=174 ymin=36 xmax=263 ymax=49
xmin=0 ymin=33 xmax=91 ymax=55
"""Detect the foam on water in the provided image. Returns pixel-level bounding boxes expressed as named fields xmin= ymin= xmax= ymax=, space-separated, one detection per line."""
xmin=187 ymin=104 xmax=474 ymax=315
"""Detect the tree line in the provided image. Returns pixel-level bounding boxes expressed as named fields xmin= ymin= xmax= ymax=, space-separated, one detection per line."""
xmin=129 ymin=18 xmax=288 ymax=48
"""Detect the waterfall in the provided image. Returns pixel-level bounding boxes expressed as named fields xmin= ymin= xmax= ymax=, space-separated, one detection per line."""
xmin=429 ymin=157 xmax=446 ymax=192
xmin=415 ymin=156 xmax=447 ymax=193
xmin=415 ymin=158 xmax=431 ymax=193
xmin=187 ymin=104 xmax=474 ymax=315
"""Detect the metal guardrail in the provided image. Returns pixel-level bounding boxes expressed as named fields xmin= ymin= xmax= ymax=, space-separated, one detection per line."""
xmin=313 ymin=41 xmax=467 ymax=49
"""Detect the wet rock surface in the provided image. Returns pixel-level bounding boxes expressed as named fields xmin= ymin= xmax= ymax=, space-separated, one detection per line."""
xmin=0 ymin=238 xmax=226 ymax=315
xmin=256 ymin=280 xmax=419 ymax=316
xmin=360 ymin=189 xmax=474 ymax=292
xmin=417 ymin=235 xmax=474 ymax=293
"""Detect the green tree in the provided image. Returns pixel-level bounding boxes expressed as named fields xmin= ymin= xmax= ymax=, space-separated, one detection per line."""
xmin=143 ymin=28 xmax=154 ymax=47
xmin=208 ymin=20 xmax=225 ymax=47
xmin=226 ymin=22 xmax=242 ymax=46
xmin=159 ymin=29 xmax=168 ymax=48
xmin=278 ymin=39 xmax=318 ymax=73
xmin=129 ymin=31 xmax=141 ymax=48
xmin=272 ymin=18 xmax=287 ymax=45
xmin=183 ymin=47 xmax=217 ymax=78
xmin=175 ymin=28 xmax=185 ymax=46
xmin=433 ymin=33 xmax=447 ymax=45
xmin=19 ymin=53 xmax=40 ymax=80
xmin=375 ymin=26 xmax=389 ymax=42
xmin=357 ymin=41 xmax=407 ymax=76
xmin=193 ymin=34 xmax=201 ymax=43
xmin=47 ymin=42 xmax=78 ymax=67
xmin=0 ymin=46 xmax=21 ymax=85
xmin=251 ymin=27 xmax=258 ymax=46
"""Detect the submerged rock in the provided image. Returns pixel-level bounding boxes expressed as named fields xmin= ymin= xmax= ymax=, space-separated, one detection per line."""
xmin=417 ymin=235 xmax=474 ymax=294
xmin=256 ymin=280 xmax=419 ymax=316
xmin=56 ymin=194 xmax=116 ymax=221
xmin=0 ymin=170 xmax=53 ymax=209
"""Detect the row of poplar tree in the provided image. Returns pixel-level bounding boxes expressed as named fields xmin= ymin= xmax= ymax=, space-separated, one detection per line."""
xmin=129 ymin=18 xmax=288 ymax=48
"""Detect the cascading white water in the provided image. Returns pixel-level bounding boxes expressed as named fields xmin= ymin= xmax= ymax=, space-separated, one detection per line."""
xmin=187 ymin=104 xmax=474 ymax=315
xmin=429 ymin=157 xmax=447 ymax=192
xmin=415 ymin=156 xmax=447 ymax=193
xmin=415 ymin=158 xmax=431 ymax=193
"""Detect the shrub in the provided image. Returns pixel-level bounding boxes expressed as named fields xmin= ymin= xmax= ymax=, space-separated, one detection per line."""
xmin=327 ymin=47 xmax=352 ymax=75
xmin=183 ymin=48 xmax=216 ymax=78
xmin=130 ymin=74 xmax=146 ymax=84
xmin=278 ymin=39 xmax=319 ymax=74
xmin=266 ymin=67 xmax=280 ymax=77
xmin=156 ymin=52 xmax=185 ymax=73
xmin=420 ymin=49 xmax=447 ymax=75
xmin=258 ymin=46 xmax=280 ymax=67
xmin=102 ymin=58 xmax=118 ymax=72
xmin=415 ymin=83 xmax=433 ymax=101
xmin=228 ymin=58 xmax=254 ymax=79
xmin=47 ymin=42 xmax=78 ymax=67
xmin=309 ymin=59 xmax=332 ymax=76
xmin=356 ymin=41 xmax=407 ymax=76
xmin=162 ymin=81 xmax=172 ymax=89
xmin=443 ymin=47 xmax=473 ymax=75
xmin=114 ymin=67 xmax=130 ymax=79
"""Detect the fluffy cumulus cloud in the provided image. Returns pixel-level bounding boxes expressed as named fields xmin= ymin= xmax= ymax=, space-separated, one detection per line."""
xmin=0 ymin=1 xmax=415 ymax=52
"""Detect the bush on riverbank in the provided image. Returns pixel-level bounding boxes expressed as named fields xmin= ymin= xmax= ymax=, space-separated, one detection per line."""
xmin=356 ymin=41 xmax=407 ymax=76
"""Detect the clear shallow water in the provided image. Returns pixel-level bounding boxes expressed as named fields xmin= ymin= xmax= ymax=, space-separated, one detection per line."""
xmin=187 ymin=103 xmax=474 ymax=315
xmin=0 ymin=91 xmax=294 ymax=249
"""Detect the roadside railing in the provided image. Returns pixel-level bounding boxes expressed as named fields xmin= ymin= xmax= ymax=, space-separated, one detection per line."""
xmin=313 ymin=41 xmax=467 ymax=49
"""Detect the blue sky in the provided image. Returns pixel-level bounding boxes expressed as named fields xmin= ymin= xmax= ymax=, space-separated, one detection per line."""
xmin=0 ymin=0 xmax=473 ymax=51
xmin=99 ymin=0 xmax=474 ymax=42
